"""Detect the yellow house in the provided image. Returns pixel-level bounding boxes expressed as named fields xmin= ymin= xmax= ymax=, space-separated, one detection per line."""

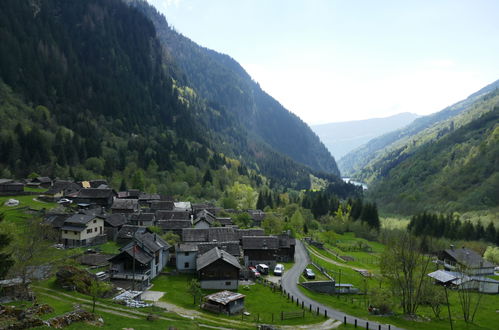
xmin=61 ymin=213 xmax=105 ymax=247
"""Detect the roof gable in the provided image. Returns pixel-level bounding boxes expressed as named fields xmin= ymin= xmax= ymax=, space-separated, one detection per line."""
xmin=196 ymin=247 xmax=241 ymax=271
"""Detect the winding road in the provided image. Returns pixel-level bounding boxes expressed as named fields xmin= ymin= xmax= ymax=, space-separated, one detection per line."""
xmin=281 ymin=240 xmax=403 ymax=330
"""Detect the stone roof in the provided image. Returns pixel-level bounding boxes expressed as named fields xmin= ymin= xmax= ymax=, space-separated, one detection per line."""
xmin=44 ymin=214 xmax=69 ymax=229
xmin=117 ymin=225 xmax=146 ymax=239
xmin=182 ymin=227 xmax=238 ymax=243
xmin=204 ymin=290 xmax=245 ymax=305
xmin=177 ymin=243 xmax=199 ymax=252
xmin=111 ymin=199 xmax=139 ymax=210
xmin=242 ymin=236 xmax=279 ymax=250
xmin=130 ymin=212 xmax=155 ymax=222
xmin=443 ymin=248 xmax=495 ymax=269
xmin=64 ymin=213 xmax=97 ymax=225
xmin=236 ymin=229 xmax=265 ymax=240
xmin=198 ymin=241 xmax=241 ymax=257
xmin=105 ymin=213 xmax=128 ymax=227
xmin=182 ymin=228 xmax=209 ymax=242
xmin=77 ymin=188 xmax=115 ymax=199
xmin=196 ymin=247 xmax=241 ymax=271
xmin=155 ymin=210 xmax=191 ymax=220
xmin=44 ymin=181 xmax=81 ymax=195
xmin=150 ymin=201 xmax=174 ymax=211
xmin=157 ymin=220 xmax=191 ymax=231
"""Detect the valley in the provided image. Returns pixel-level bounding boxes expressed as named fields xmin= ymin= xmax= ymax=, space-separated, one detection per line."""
xmin=0 ymin=1 xmax=498 ymax=330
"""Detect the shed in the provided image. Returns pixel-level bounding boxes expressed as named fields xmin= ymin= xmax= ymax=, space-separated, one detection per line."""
xmin=202 ymin=290 xmax=245 ymax=315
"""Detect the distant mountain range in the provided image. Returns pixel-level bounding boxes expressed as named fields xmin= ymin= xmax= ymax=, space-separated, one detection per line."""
xmin=311 ymin=113 xmax=418 ymax=161
xmin=339 ymin=79 xmax=499 ymax=214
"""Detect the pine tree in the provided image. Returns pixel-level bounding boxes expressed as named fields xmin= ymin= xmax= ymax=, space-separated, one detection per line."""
xmin=485 ymin=222 xmax=496 ymax=243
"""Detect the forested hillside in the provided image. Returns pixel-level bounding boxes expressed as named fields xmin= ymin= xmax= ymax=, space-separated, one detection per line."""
xmin=339 ymin=80 xmax=499 ymax=179
xmin=126 ymin=0 xmax=339 ymax=177
xmin=0 ymin=0 xmax=355 ymax=199
xmin=369 ymin=107 xmax=499 ymax=214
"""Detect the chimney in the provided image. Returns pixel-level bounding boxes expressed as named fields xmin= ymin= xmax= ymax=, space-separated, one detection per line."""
xmin=450 ymin=244 xmax=454 ymax=250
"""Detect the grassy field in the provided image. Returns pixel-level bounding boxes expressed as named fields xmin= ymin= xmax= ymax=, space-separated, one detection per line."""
xmin=25 ymin=278 xmax=225 ymax=330
xmin=152 ymin=273 xmax=325 ymax=326
xmin=302 ymin=233 xmax=499 ymax=330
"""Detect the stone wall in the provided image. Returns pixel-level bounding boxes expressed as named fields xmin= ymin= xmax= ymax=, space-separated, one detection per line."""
xmin=300 ymin=280 xmax=335 ymax=294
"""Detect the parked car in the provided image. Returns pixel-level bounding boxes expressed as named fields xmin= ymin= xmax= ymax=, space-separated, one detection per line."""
xmin=303 ymin=268 xmax=315 ymax=279
xmin=274 ymin=264 xmax=284 ymax=276
xmin=256 ymin=264 xmax=269 ymax=275
xmin=57 ymin=198 xmax=72 ymax=204
xmin=248 ymin=266 xmax=260 ymax=278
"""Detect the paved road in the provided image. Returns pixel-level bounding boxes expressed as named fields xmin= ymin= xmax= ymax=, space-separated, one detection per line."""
xmin=281 ymin=240 xmax=403 ymax=330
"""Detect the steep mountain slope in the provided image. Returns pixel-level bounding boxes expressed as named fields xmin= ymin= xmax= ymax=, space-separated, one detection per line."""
xmin=126 ymin=0 xmax=339 ymax=177
xmin=369 ymin=107 xmax=499 ymax=214
xmin=0 ymin=0 xmax=354 ymax=194
xmin=311 ymin=113 xmax=418 ymax=160
xmin=339 ymin=79 xmax=499 ymax=179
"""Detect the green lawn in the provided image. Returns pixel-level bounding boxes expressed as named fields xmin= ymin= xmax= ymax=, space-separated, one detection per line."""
xmin=303 ymin=236 xmax=499 ymax=330
xmin=152 ymin=274 xmax=326 ymax=326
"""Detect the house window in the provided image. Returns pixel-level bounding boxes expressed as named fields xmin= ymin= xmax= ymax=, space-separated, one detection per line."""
xmin=64 ymin=230 xmax=68 ymax=234
xmin=87 ymin=229 xmax=92 ymax=234
xmin=225 ymin=281 xmax=231 ymax=286
xmin=93 ymin=220 xmax=96 ymax=223
xmin=184 ymin=252 xmax=189 ymax=256
xmin=94 ymin=228 xmax=98 ymax=232
xmin=184 ymin=262 xmax=189 ymax=268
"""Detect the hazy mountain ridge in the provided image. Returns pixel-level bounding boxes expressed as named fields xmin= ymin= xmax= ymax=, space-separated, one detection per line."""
xmin=312 ymin=112 xmax=418 ymax=161
xmin=339 ymin=79 xmax=499 ymax=180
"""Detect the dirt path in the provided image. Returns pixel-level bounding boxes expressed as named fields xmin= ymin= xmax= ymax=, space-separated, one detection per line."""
xmin=37 ymin=291 xmax=141 ymax=319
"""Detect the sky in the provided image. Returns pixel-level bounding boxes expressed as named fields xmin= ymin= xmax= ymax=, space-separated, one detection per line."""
xmin=145 ymin=0 xmax=499 ymax=125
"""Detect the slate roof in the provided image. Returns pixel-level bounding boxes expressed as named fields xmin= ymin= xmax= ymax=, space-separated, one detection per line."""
xmin=105 ymin=213 xmax=128 ymax=227
xmin=443 ymin=248 xmax=495 ymax=269
xmin=198 ymin=241 xmax=241 ymax=257
xmin=77 ymin=188 xmax=115 ymax=199
xmin=150 ymin=201 xmax=174 ymax=211
xmin=34 ymin=177 xmax=52 ymax=184
xmin=196 ymin=247 xmax=241 ymax=271
xmin=61 ymin=225 xmax=86 ymax=232
xmin=242 ymin=236 xmax=279 ymax=250
xmin=138 ymin=193 xmax=160 ymax=201
xmin=204 ymin=291 xmax=245 ymax=305
xmin=43 ymin=214 xmax=69 ymax=229
xmin=0 ymin=179 xmax=13 ymax=185
xmin=130 ymin=213 xmax=155 ymax=222
xmin=182 ymin=227 xmax=238 ymax=242
xmin=217 ymin=217 xmax=233 ymax=226
xmin=111 ymin=244 xmax=153 ymax=265
xmin=111 ymin=198 xmax=139 ymax=210
xmin=209 ymin=227 xmax=238 ymax=242
xmin=157 ymin=220 xmax=191 ymax=231
xmin=236 ymin=229 xmax=265 ymax=240
xmin=64 ymin=213 xmax=97 ymax=225
xmin=89 ymin=180 xmax=108 ymax=188
xmin=44 ymin=181 xmax=81 ymax=195
xmin=135 ymin=232 xmax=170 ymax=253
xmin=117 ymin=225 xmax=146 ymax=239
xmin=155 ymin=210 xmax=191 ymax=220
xmin=177 ymin=243 xmax=199 ymax=252
xmin=182 ymin=228 xmax=209 ymax=242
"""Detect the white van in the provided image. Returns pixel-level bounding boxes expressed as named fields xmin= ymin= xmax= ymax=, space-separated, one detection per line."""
xmin=256 ymin=264 xmax=269 ymax=275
